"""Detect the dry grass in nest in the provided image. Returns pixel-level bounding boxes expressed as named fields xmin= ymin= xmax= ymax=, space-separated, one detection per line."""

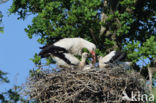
xmin=24 ymin=66 xmax=147 ymax=103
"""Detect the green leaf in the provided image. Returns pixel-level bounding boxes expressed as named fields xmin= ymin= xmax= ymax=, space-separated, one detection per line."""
xmin=30 ymin=53 xmax=41 ymax=64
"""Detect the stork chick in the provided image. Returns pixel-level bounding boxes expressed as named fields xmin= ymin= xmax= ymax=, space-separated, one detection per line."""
xmin=98 ymin=50 xmax=126 ymax=69
xmin=98 ymin=56 xmax=110 ymax=69
xmin=98 ymin=56 xmax=132 ymax=69
xmin=79 ymin=52 xmax=94 ymax=70
xmin=79 ymin=52 xmax=89 ymax=69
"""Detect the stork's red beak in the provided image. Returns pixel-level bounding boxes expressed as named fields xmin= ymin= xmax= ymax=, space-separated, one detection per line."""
xmin=91 ymin=50 xmax=96 ymax=64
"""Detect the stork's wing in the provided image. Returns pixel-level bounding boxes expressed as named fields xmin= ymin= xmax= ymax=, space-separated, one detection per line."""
xmin=109 ymin=51 xmax=126 ymax=63
xmin=39 ymin=45 xmax=68 ymax=58
xmin=54 ymin=53 xmax=77 ymax=65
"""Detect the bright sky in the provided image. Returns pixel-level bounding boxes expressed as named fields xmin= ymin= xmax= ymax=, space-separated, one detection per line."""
xmin=0 ymin=1 xmax=41 ymax=91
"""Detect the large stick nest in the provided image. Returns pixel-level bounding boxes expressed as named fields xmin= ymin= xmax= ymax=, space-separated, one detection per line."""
xmin=24 ymin=66 xmax=147 ymax=103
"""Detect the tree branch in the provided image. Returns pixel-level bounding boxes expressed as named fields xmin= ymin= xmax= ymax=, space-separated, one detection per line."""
xmin=89 ymin=28 xmax=98 ymax=45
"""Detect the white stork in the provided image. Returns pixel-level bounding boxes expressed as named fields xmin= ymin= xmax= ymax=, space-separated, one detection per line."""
xmin=48 ymin=52 xmax=89 ymax=69
xmin=98 ymin=50 xmax=126 ymax=69
xmin=79 ymin=52 xmax=94 ymax=70
xmin=39 ymin=38 xmax=96 ymax=67
xmin=52 ymin=53 xmax=79 ymax=68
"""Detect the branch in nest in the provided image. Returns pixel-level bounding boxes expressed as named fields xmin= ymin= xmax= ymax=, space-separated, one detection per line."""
xmin=24 ymin=66 xmax=146 ymax=103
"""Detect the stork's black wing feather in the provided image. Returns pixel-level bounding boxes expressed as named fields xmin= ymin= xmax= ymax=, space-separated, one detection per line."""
xmin=39 ymin=45 xmax=68 ymax=58
xmin=110 ymin=51 xmax=126 ymax=63
xmin=53 ymin=53 xmax=76 ymax=65
xmin=39 ymin=45 xmax=76 ymax=66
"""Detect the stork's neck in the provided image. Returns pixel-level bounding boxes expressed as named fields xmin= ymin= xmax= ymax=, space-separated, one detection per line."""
xmin=79 ymin=57 xmax=87 ymax=68
xmin=81 ymin=57 xmax=87 ymax=63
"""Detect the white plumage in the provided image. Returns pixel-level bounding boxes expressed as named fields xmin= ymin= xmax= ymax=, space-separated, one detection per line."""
xmin=53 ymin=53 xmax=79 ymax=68
xmin=79 ymin=52 xmax=93 ymax=70
xmin=98 ymin=56 xmax=110 ymax=68
xmin=53 ymin=52 xmax=89 ymax=69
xmin=98 ymin=50 xmax=128 ymax=69
xmin=79 ymin=52 xmax=89 ymax=69
xmin=39 ymin=38 xmax=96 ymax=67
xmin=99 ymin=51 xmax=117 ymax=63
xmin=98 ymin=51 xmax=117 ymax=69
xmin=54 ymin=38 xmax=96 ymax=57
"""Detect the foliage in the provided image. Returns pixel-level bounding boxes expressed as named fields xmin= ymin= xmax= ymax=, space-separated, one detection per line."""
xmin=0 ymin=0 xmax=9 ymax=33
xmin=0 ymin=11 xmax=4 ymax=33
xmin=0 ymin=69 xmax=31 ymax=102
xmin=0 ymin=86 xmax=31 ymax=103
xmin=124 ymin=36 xmax=156 ymax=63
xmin=0 ymin=70 xmax=9 ymax=83
xmin=30 ymin=53 xmax=41 ymax=65
xmin=0 ymin=70 xmax=33 ymax=102
xmin=9 ymin=0 xmax=156 ymax=66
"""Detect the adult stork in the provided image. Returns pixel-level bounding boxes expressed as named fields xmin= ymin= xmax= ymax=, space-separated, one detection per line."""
xmin=98 ymin=50 xmax=126 ymax=69
xmin=39 ymin=38 xmax=96 ymax=67
xmin=52 ymin=53 xmax=79 ymax=68
xmin=44 ymin=52 xmax=89 ymax=69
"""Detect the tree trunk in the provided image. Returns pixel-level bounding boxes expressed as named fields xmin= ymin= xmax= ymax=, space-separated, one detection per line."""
xmin=148 ymin=67 xmax=156 ymax=92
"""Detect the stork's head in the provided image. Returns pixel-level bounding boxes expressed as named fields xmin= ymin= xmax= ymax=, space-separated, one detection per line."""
xmin=87 ymin=43 xmax=96 ymax=64
xmin=97 ymin=56 xmax=103 ymax=62
xmin=81 ymin=38 xmax=96 ymax=64
xmin=82 ymin=52 xmax=89 ymax=58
